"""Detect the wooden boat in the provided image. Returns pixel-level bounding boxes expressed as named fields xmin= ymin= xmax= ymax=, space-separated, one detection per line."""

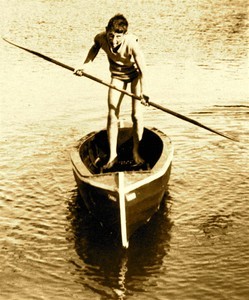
xmin=70 ymin=123 xmax=173 ymax=248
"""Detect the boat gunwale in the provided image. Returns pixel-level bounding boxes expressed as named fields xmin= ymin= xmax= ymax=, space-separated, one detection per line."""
xmin=70 ymin=126 xmax=173 ymax=192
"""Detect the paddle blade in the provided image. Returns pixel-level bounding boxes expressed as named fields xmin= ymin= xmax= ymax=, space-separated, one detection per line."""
xmin=149 ymin=101 xmax=240 ymax=142
xmin=2 ymin=38 xmax=75 ymax=72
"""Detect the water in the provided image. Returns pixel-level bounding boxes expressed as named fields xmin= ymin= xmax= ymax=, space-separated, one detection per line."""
xmin=1 ymin=1 xmax=248 ymax=299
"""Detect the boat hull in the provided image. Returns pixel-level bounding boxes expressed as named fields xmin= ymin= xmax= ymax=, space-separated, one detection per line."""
xmin=125 ymin=164 xmax=172 ymax=238
xmin=71 ymin=125 xmax=173 ymax=247
xmin=73 ymin=162 xmax=171 ymax=239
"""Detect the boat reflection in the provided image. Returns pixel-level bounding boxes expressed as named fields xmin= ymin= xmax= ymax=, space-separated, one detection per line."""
xmin=68 ymin=189 xmax=173 ymax=299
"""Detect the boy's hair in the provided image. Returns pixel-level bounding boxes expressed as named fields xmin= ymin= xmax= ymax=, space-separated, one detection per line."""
xmin=106 ymin=14 xmax=128 ymax=33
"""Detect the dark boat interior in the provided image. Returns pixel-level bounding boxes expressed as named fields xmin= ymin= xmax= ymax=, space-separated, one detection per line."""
xmin=80 ymin=127 xmax=164 ymax=174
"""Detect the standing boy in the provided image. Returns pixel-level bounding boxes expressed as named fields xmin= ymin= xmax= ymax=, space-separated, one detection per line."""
xmin=74 ymin=14 xmax=147 ymax=169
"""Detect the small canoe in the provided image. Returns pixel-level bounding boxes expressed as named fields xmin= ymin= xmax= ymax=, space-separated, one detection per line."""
xmin=70 ymin=123 xmax=174 ymax=248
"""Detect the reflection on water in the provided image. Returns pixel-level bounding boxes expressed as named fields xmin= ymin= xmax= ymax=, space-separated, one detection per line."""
xmin=67 ymin=191 xmax=173 ymax=299
xmin=200 ymin=213 xmax=233 ymax=239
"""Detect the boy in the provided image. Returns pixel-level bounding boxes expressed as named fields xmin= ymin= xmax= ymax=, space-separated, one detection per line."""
xmin=74 ymin=14 xmax=147 ymax=169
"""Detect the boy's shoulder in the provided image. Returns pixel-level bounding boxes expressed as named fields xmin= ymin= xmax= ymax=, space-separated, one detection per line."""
xmin=94 ymin=31 xmax=106 ymax=44
xmin=123 ymin=33 xmax=138 ymax=42
xmin=124 ymin=34 xmax=140 ymax=50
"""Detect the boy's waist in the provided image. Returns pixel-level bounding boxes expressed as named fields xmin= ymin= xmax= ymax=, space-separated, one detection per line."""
xmin=109 ymin=59 xmax=138 ymax=78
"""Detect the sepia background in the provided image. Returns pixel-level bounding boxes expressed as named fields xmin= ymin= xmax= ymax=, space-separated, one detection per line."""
xmin=0 ymin=0 xmax=248 ymax=299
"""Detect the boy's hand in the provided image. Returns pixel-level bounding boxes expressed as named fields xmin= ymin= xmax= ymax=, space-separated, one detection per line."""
xmin=73 ymin=69 xmax=85 ymax=76
xmin=141 ymin=94 xmax=150 ymax=106
xmin=74 ymin=63 xmax=90 ymax=76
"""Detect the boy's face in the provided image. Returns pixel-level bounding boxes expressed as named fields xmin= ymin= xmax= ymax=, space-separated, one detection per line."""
xmin=106 ymin=30 xmax=125 ymax=49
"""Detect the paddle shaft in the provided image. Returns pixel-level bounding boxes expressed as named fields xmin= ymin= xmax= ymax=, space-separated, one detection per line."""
xmin=3 ymin=38 xmax=239 ymax=142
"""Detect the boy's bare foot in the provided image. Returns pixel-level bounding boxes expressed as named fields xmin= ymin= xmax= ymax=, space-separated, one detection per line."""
xmin=103 ymin=157 xmax=118 ymax=169
xmin=133 ymin=152 xmax=144 ymax=165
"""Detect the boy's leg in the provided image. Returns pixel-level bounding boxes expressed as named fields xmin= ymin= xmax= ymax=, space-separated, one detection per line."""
xmin=104 ymin=78 xmax=127 ymax=169
xmin=131 ymin=76 xmax=144 ymax=164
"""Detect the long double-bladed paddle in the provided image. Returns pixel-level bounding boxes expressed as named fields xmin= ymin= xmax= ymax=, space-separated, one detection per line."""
xmin=3 ymin=38 xmax=239 ymax=142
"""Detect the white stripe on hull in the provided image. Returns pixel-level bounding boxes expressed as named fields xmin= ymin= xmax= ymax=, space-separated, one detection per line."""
xmin=118 ymin=172 xmax=129 ymax=248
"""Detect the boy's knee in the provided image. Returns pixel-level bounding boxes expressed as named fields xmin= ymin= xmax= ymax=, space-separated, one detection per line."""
xmin=108 ymin=112 xmax=119 ymax=124
xmin=132 ymin=112 xmax=142 ymax=124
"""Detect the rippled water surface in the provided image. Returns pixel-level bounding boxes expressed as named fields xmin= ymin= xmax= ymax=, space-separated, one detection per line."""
xmin=1 ymin=1 xmax=248 ymax=299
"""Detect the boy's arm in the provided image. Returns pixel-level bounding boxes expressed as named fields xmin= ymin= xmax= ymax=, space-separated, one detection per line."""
xmin=132 ymin=44 xmax=147 ymax=100
xmin=83 ymin=43 xmax=100 ymax=64
xmin=74 ymin=42 xmax=100 ymax=75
